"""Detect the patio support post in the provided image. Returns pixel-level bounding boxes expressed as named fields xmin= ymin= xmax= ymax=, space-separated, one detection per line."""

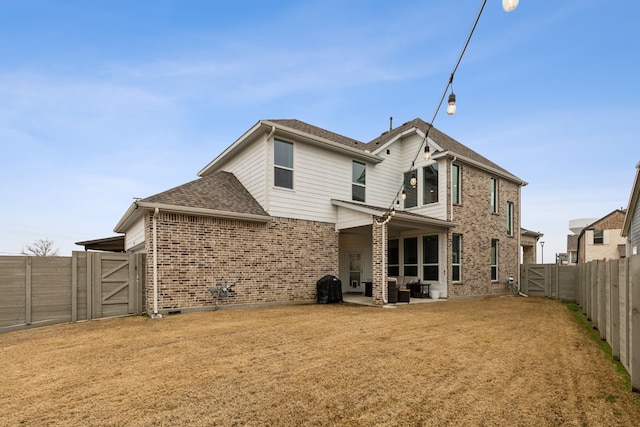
xmin=372 ymin=219 xmax=386 ymax=305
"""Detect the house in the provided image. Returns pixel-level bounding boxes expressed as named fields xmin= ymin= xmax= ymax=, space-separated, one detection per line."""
xmin=114 ymin=118 xmax=527 ymax=315
xmin=576 ymin=209 xmax=627 ymax=263
xmin=622 ymin=161 xmax=640 ymax=255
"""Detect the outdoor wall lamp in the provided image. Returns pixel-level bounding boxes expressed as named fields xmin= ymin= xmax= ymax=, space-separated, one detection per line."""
xmin=502 ymin=0 xmax=519 ymax=12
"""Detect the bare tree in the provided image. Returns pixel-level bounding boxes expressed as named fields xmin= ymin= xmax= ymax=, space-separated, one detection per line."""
xmin=22 ymin=238 xmax=60 ymax=256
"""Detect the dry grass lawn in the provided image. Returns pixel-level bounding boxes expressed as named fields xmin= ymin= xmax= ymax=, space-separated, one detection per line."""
xmin=1 ymin=296 xmax=640 ymax=426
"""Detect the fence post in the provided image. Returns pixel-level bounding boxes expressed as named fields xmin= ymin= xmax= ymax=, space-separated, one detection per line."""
xmin=25 ymin=257 xmax=32 ymax=325
xmin=599 ymin=261 xmax=607 ymax=341
xmin=630 ymin=254 xmax=640 ymax=392
xmin=611 ymin=260 xmax=620 ymax=360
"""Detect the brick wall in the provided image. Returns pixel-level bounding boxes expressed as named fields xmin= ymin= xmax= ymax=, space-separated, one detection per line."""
xmin=143 ymin=213 xmax=339 ymax=313
xmin=447 ymin=161 xmax=520 ymax=297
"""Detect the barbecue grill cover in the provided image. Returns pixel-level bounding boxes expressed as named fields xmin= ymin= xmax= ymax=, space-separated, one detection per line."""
xmin=316 ymin=275 xmax=343 ymax=304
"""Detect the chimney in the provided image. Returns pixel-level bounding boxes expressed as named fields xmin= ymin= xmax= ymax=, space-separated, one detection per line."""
xmin=389 ymin=116 xmax=393 ymax=131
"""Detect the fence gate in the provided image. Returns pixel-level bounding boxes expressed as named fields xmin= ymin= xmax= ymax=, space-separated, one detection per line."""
xmin=86 ymin=253 xmax=143 ymax=320
xmin=521 ymin=264 xmax=547 ymax=297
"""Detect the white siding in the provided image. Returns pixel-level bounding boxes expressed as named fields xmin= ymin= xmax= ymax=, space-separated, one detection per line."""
xmin=125 ymin=218 xmax=145 ymax=251
xmin=267 ymin=140 xmax=353 ymax=222
xmin=219 ymin=136 xmax=268 ymax=207
xmin=336 ymin=208 xmax=372 ymax=230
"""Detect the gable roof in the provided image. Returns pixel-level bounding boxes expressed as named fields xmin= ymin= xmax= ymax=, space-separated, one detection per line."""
xmin=114 ymin=172 xmax=270 ymax=233
xmin=622 ymin=161 xmax=640 ymax=237
xmin=367 ymin=118 xmax=526 ymax=185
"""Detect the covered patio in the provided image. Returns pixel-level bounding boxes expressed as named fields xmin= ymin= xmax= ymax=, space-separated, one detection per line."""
xmin=332 ymin=199 xmax=456 ymax=306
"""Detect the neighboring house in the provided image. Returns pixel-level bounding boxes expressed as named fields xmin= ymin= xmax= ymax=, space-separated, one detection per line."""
xmin=622 ymin=161 xmax=640 ymax=255
xmin=566 ymin=234 xmax=578 ymax=265
xmin=577 ymin=209 xmax=627 ymax=263
xmin=520 ymin=228 xmax=542 ymax=264
xmin=114 ymin=118 xmax=527 ymax=315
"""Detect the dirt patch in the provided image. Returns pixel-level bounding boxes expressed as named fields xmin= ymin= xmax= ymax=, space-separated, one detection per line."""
xmin=1 ymin=297 xmax=639 ymax=426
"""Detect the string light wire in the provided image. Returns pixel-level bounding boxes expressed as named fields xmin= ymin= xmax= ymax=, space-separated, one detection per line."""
xmin=376 ymin=0 xmax=489 ymax=224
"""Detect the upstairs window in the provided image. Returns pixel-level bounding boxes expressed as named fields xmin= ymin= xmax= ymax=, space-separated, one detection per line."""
xmin=352 ymin=161 xmax=366 ymax=202
xmin=452 ymin=164 xmax=461 ymax=205
xmin=274 ymin=139 xmax=293 ymax=189
xmin=490 ymin=178 xmax=498 ymax=213
xmin=593 ymin=230 xmax=604 ymax=244
xmin=423 ymin=164 xmax=438 ymax=205
xmin=506 ymin=201 xmax=514 ymax=236
xmin=403 ymin=170 xmax=418 ymax=208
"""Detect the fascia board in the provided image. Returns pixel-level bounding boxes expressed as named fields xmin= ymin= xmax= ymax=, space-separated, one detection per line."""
xmin=198 ymin=121 xmax=264 ymax=176
xmin=261 ymin=120 xmax=382 ymax=164
xmin=371 ymin=128 xmax=418 ymax=155
xmin=622 ymin=164 xmax=640 ymax=236
xmin=136 ymin=202 xmax=272 ymax=223
xmin=439 ymin=151 xmax=528 ymax=186
xmin=113 ymin=202 xmax=140 ymax=233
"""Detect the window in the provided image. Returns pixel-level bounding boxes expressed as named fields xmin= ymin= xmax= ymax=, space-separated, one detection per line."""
xmin=506 ymin=201 xmax=514 ymax=236
xmin=452 ymin=234 xmax=461 ymax=282
xmin=422 ymin=235 xmax=439 ymax=280
xmin=388 ymin=239 xmax=399 ymax=276
xmin=490 ymin=178 xmax=498 ymax=213
xmin=274 ymin=139 xmax=293 ymax=189
xmin=352 ymin=161 xmax=366 ymax=202
xmin=403 ymin=170 xmax=417 ymax=208
xmin=593 ymin=230 xmax=604 ymax=244
xmin=403 ymin=237 xmax=418 ymax=276
xmin=452 ymin=164 xmax=461 ymax=205
xmin=422 ymin=164 xmax=438 ymax=204
xmin=491 ymin=239 xmax=499 ymax=281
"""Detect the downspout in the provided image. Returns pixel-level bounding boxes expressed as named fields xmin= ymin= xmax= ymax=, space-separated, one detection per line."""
xmin=152 ymin=207 xmax=162 ymax=318
xmin=450 ymin=156 xmax=457 ymax=222
xmin=265 ymin=125 xmax=275 ymax=212
xmin=382 ymin=223 xmax=388 ymax=304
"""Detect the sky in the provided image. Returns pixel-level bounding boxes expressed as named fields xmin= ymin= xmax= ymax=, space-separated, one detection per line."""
xmin=0 ymin=0 xmax=638 ymax=261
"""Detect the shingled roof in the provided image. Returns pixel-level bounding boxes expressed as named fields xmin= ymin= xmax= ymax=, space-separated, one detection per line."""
xmin=367 ymin=118 xmax=516 ymax=180
xmin=141 ymin=171 xmax=269 ymax=217
xmin=267 ymin=119 xmax=366 ymax=150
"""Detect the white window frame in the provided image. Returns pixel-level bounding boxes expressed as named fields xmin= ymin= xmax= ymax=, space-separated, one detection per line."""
xmin=352 ymin=160 xmax=366 ymax=202
xmin=274 ymin=139 xmax=294 ymax=189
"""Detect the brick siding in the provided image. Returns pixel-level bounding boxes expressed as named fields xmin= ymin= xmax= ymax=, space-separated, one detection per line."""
xmin=447 ymin=161 xmax=520 ymax=297
xmin=143 ymin=213 xmax=339 ymax=313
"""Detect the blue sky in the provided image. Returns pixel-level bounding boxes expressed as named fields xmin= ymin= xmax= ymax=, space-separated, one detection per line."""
xmin=0 ymin=0 xmax=638 ymax=261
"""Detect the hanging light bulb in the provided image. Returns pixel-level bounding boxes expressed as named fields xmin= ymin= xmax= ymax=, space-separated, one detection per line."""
xmin=410 ymin=172 xmax=417 ymax=188
xmin=424 ymin=145 xmax=430 ymax=161
xmin=446 ymin=93 xmax=457 ymax=115
xmin=502 ymin=0 xmax=519 ymax=12
xmin=401 ymin=189 xmax=407 ymax=200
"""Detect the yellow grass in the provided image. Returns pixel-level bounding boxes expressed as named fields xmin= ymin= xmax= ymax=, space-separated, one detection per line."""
xmin=1 ymin=297 xmax=639 ymax=426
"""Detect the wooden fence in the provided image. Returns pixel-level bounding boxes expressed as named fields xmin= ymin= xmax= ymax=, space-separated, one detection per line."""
xmin=0 ymin=252 xmax=144 ymax=333
xmin=522 ymin=256 xmax=640 ymax=392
